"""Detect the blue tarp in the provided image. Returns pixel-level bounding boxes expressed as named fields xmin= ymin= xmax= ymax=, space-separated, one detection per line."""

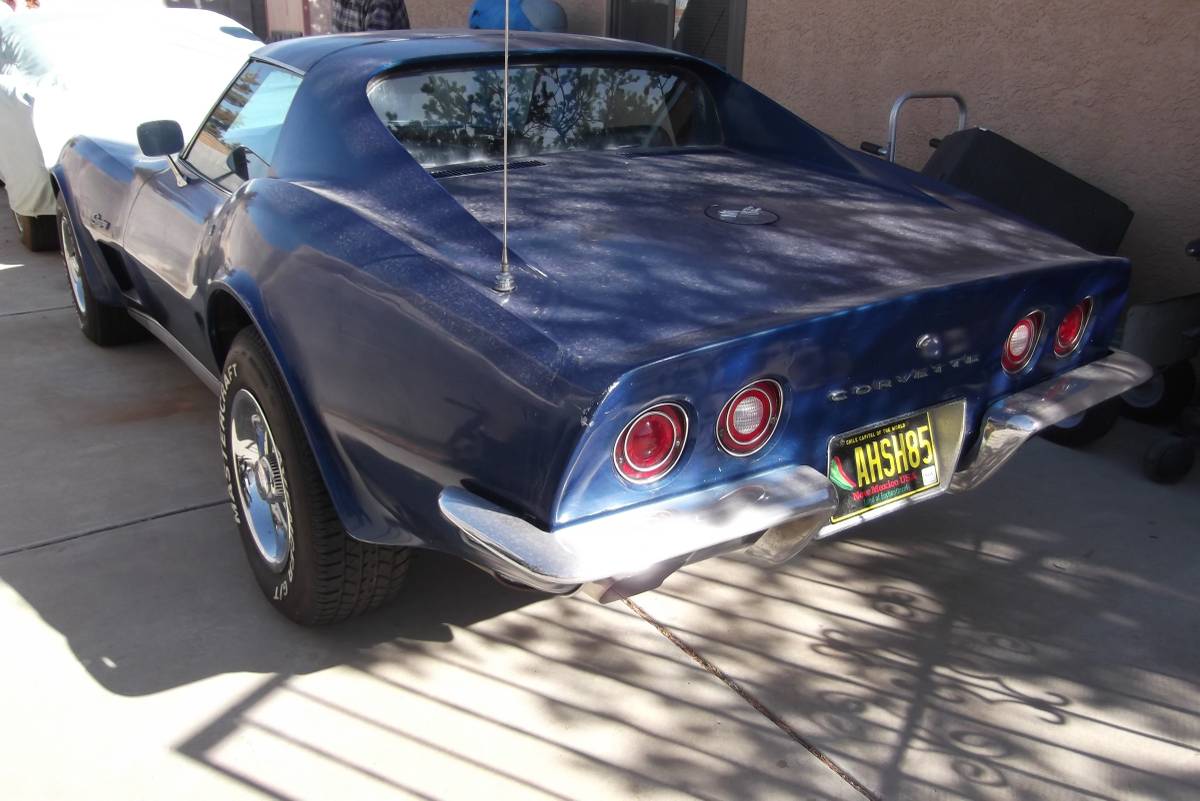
xmin=468 ymin=0 xmax=567 ymax=33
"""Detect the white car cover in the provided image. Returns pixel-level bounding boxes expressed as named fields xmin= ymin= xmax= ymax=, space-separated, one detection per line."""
xmin=0 ymin=4 xmax=260 ymax=218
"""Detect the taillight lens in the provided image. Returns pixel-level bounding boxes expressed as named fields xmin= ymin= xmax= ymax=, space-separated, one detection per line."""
xmin=1002 ymin=311 xmax=1044 ymax=373
xmin=717 ymin=379 xmax=783 ymax=457
xmin=614 ymin=403 xmax=688 ymax=483
xmin=1054 ymin=298 xmax=1093 ymax=357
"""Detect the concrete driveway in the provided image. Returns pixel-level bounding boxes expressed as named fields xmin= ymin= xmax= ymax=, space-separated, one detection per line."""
xmin=1 ymin=199 xmax=1198 ymax=800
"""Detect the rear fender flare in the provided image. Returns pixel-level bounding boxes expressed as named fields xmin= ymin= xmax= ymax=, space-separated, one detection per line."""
xmin=206 ymin=275 xmax=382 ymax=544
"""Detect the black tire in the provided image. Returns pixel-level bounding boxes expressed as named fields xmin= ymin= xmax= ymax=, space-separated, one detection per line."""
xmin=13 ymin=210 xmax=58 ymax=252
xmin=220 ymin=328 xmax=411 ymax=625
xmin=1121 ymin=361 xmax=1197 ymax=424
xmin=56 ymin=197 xmax=143 ymax=346
xmin=1142 ymin=436 xmax=1195 ymax=484
xmin=1041 ymin=399 xmax=1121 ymax=448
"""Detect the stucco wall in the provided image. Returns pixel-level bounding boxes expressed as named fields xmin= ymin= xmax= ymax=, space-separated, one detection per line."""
xmin=743 ymin=0 xmax=1200 ymax=303
xmin=264 ymin=0 xmax=304 ymax=35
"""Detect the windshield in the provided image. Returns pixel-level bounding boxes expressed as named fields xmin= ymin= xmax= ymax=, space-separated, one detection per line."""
xmin=368 ymin=62 xmax=723 ymax=168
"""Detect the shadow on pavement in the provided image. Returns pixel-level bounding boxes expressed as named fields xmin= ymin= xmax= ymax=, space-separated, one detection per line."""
xmin=0 ymin=508 xmax=539 ymax=697
xmin=633 ymin=422 xmax=1200 ymax=799
xmin=1 ymin=507 xmax=854 ymax=799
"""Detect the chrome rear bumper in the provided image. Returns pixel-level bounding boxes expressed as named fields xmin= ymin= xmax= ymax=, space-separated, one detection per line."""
xmin=439 ymin=350 xmax=1151 ymax=599
xmin=950 ymin=349 xmax=1151 ymax=491
xmin=439 ymin=465 xmax=837 ymax=599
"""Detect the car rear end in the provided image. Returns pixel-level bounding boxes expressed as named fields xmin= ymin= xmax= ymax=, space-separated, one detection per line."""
xmin=441 ymin=256 xmax=1150 ymax=599
xmin=340 ymin=37 xmax=1150 ymax=596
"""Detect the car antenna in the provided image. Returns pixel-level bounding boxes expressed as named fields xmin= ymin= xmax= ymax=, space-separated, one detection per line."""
xmin=492 ymin=0 xmax=516 ymax=293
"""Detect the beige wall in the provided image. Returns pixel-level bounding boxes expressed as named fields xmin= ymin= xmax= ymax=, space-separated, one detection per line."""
xmin=744 ymin=0 xmax=1200 ymax=303
xmin=265 ymin=0 xmax=305 ymax=34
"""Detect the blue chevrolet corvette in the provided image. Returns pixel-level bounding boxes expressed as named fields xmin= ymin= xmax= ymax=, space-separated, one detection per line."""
xmin=51 ymin=31 xmax=1150 ymax=623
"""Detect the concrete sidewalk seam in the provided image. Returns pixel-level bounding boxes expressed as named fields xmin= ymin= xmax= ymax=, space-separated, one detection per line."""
xmin=0 ymin=499 xmax=228 ymax=559
xmin=0 ymin=304 xmax=73 ymax=319
xmin=622 ymin=595 xmax=882 ymax=801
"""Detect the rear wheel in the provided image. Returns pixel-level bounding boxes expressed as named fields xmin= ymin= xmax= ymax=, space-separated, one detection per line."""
xmin=13 ymin=210 xmax=58 ymax=252
xmin=220 ymin=328 xmax=411 ymax=625
xmin=1121 ymin=361 xmax=1196 ymax=424
xmin=1041 ymin=399 xmax=1121 ymax=447
xmin=56 ymin=197 xmax=141 ymax=346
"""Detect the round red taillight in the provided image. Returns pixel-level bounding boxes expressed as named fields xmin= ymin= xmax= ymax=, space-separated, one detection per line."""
xmin=1002 ymin=311 xmax=1044 ymax=374
xmin=717 ymin=379 xmax=783 ymax=457
xmin=1054 ymin=298 xmax=1093 ymax=357
xmin=614 ymin=403 xmax=688 ymax=483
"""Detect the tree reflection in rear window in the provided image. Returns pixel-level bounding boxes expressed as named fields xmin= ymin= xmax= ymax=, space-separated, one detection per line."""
xmin=367 ymin=62 xmax=723 ymax=169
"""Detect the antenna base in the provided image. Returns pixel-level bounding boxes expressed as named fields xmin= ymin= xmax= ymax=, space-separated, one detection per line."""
xmin=493 ymin=271 xmax=516 ymax=293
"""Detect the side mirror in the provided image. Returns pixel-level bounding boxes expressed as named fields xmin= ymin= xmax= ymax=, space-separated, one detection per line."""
xmin=1187 ymin=238 xmax=1200 ymax=262
xmin=136 ymin=120 xmax=184 ymax=158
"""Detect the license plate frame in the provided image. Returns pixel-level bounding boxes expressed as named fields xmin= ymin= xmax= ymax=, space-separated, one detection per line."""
xmin=827 ymin=409 xmax=943 ymax=524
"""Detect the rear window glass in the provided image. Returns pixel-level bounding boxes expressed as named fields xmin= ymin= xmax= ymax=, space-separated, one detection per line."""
xmin=367 ymin=62 xmax=722 ymax=168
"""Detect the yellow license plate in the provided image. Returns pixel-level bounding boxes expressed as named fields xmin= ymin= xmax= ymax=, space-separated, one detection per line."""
xmin=827 ymin=411 xmax=941 ymax=523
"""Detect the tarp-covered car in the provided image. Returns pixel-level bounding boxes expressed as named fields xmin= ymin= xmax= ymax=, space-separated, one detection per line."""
xmin=51 ymin=32 xmax=1151 ymax=624
xmin=0 ymin=5 xmax=258 ymax=249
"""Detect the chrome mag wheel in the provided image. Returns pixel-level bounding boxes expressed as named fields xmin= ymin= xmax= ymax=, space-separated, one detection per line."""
xmin=59 ymin=212 xmax=86 ymax=314
xmin=229 ymin=388 xmax=292 ymax=572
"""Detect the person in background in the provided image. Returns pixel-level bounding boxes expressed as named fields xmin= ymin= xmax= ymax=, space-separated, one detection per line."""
xmin=469 ymin=0 xmax=567 ymax=33
xmin=332 ymin=0 xmax=409 ymax=33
